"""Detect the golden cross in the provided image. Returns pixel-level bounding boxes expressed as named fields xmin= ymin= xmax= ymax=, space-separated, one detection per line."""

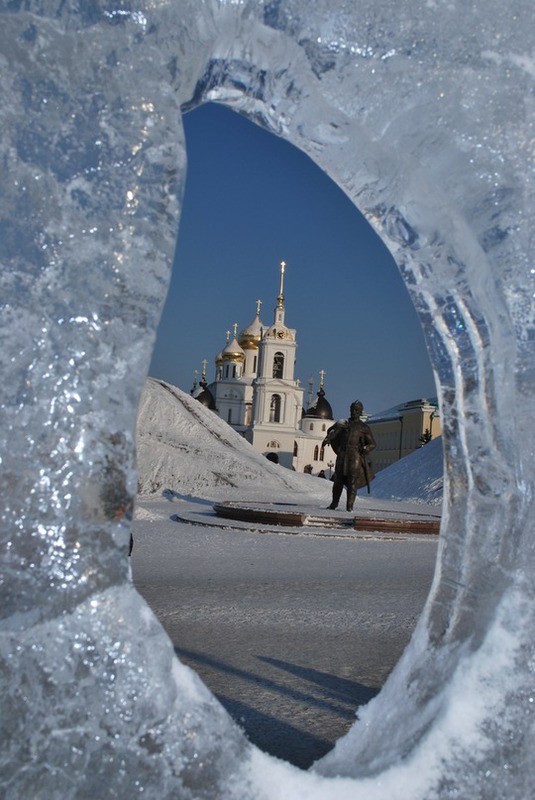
xmin=277 ymin=260 xmax=286 ymax=307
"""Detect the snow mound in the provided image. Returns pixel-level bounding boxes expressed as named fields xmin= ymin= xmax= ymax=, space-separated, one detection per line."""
xmin=136 ymin=379 xmax=331 ymax=502
xmin=371 ymin=436 xmax=444 ymax=506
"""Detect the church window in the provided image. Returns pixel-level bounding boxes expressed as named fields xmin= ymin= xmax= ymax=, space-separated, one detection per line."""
xmin=253 ymin=355 xmax=257 ymax=372
xmin=320 ymin=446 xmax=325 ymax=461
xmin=269 ymin=394 xmax=281 ymax=423
xmin=232 ymin=365 xmax=236 ymax=378
xmin=322 ymin=423 xmax=326 ymax=431
xmin=225 ymin=365 xmax=229 ymax=379
xmin=310 ymin=423 xmax=314 ymax=431
xmin=293 ymin=441 xmax=298 ymax=456
xmin=313 ymin=445 xmax=319 ymax=461
xmin=273 ymin=352 xmax=284 ymax=379
xmin=227 ymin=409 xmax=232 ymax=424
xmin=268 ymin=440 xmax=280 ymax=449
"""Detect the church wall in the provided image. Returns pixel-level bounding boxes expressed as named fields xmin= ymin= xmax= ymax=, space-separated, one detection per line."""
xmin=243 ymin=349 xmax=258 ymax=377
xmin=293 ymin=429 xmax=336 ymax=476
xmin=249 ymin=427 xmax=296 ymax=469
xmin=208 ymin=377 xmax=254 ymax=432
xmin=251 ymin=380 xmax=303 ymax=428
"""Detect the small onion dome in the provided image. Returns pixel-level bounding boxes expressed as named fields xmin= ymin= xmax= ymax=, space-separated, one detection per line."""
xmin=238 ymin=314 xmax=264 ymax=350
xmin=222 ymin=336 xmax=245 ymax=363
xmin=195 ymin=380 xmax=217 ymax=411
xmin=304 ymin=387 xmax=333 ymax=420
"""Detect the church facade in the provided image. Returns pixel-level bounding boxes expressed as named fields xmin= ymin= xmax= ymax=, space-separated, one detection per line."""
xmin=191 ymin=260 xmax=440 ymax=476
xmin=192 ymin=262 xmax=336 ymax=473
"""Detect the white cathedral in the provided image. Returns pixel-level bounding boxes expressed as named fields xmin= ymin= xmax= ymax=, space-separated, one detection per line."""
xmin=192 ymin=261 xmax=337 ymax=474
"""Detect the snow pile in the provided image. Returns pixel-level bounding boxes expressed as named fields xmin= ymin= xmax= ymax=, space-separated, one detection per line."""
xmin=136 ymin=378 xmax=330 ymax=502
xmin=372 ymin=437 xmax=443 ymax=506
xmin=137 ymin=378 xmax=443 ymax=506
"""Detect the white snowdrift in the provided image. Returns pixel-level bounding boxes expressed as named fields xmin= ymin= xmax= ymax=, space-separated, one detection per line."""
xmin=371 ymin=436 xmax=443 ymax=506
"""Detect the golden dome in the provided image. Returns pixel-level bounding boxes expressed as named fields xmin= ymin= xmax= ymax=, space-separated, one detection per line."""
xmin=222 ymin=336 xmax=245 ymax=363
xmin=239 ymin=334 xmax=260 ymax=350
xmin=238 ymin=310 xmax=264 ymax=351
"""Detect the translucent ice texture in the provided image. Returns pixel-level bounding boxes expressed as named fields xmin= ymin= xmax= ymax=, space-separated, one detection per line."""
xmin=0 ymin=1 xmax=533 ymax=798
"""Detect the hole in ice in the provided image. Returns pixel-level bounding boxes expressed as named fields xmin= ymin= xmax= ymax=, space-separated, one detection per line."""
xmin=150 ymin=103 xmax=436 ymax=418
xmin=133 ymin=102 xmax=440 ymax=768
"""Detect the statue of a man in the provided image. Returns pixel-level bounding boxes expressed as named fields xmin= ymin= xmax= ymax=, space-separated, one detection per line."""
xmin=322 ymin=400 xmax=376 ymax=511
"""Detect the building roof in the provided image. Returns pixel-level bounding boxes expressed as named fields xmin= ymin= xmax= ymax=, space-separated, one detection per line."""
xmin=304 ymin=387 xmax=334 ymax=420
xmin=221 ymin=336 xmax=245 ymax=362
xmin=367 ymin=397 xmax=439 ymax=423
xmin=194 ymin=380 xmax=217 ymax=411
xmin=238 ymin=312 xmax=264 ymax=350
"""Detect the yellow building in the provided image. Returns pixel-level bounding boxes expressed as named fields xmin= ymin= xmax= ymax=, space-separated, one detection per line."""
xmin=366 ymin=399 xmax=441 ymax=473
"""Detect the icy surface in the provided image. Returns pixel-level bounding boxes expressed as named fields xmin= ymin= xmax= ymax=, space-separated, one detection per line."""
xmin=1 ymin=1 xmax=533 ymax=798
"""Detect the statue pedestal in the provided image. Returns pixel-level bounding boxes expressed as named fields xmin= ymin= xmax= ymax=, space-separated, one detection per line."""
xmin=210 ymin=500 xmax=440 ymax=536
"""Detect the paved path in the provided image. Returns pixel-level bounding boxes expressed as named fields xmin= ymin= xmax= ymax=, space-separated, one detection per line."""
xmin=132 ymin=506 xmax=437 ymax=769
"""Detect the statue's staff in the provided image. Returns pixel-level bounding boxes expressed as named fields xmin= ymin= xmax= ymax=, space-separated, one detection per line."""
xmin=359 ymin=437 xmax=371 ymax=494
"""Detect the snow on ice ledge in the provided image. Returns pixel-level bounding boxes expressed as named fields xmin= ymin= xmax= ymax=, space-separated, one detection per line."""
xmin=0 ymin=1 xmax=533 ymax=798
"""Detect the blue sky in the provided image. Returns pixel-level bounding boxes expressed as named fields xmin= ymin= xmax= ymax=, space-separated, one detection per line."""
xmin=149 ymin=103 xmax=436 ymax=418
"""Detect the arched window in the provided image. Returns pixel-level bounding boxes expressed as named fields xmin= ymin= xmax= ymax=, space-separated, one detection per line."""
xmin=322 ymin=423 xmax=326 ymax=431
xmin=320 ymin=446 xmax=325 ymax=461
xmin=313 ymin=445 xmax=319 ymax=461
xmin=310 ymin=423 xmax=314 ymax=431
xmin=293 ymin=441 xmax=298 ymax=456
xmin=268 ymin=440 xmax=280 ymax=449
xmin=272 ymin=352 xmax=284 ymax=379
xmin=227 ymin=409 xmax=232 ymax=424
xmin=269 ymin=394 xmax=281 ymax=423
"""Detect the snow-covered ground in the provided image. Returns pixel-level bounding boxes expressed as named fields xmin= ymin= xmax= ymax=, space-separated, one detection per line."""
xmin=133 ymin=379 xmax=441 ymax=767
xmin=136 ymin=378 xmax=443 ymax=510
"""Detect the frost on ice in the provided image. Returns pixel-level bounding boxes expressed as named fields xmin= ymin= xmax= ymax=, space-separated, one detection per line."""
xmin=0 ymin=1 xmax=533 ymax=798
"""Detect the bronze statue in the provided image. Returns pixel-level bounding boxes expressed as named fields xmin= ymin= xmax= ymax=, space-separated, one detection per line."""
xmin=322 ymin=400 xmax=376 ymax=511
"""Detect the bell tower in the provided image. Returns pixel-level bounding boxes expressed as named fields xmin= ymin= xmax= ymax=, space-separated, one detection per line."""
xmin=246 ymin=261 xmax=304 ymax=467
